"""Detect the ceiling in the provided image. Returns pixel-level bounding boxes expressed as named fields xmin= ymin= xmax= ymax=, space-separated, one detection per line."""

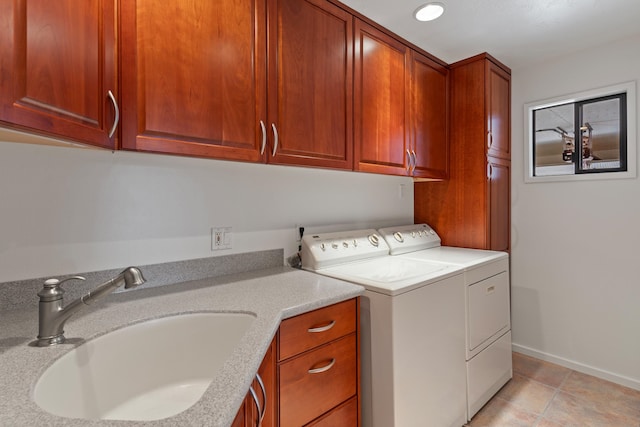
xmin=339 ymin=0 xmax=640 ymax=70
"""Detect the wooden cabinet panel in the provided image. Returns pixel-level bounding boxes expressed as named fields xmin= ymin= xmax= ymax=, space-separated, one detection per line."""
xmin=267 ymin=0 xmax=353 ymax=169
xmin=354 ymin=19 xmax=410 ymax=175
xmin=411 ymin=51 xmax=449 ymax=180
xmin=488 ymin=156 xmax=510 ymax=252
xmin=0 ymin=0 xmax=117 ymax=149
xmin=231 ymin=400 xmax=246 ymax=427
xmin=279 ymin=334 xmax=357 ymax=427
xmin=279 ymin=299 xmax=356 ymax=361
xmin=307 ymin=396 xmax=358 ymax=427
xmin=486 ymin=62 xmax=511 ymax=160
xmin=120 ymin=0 xmax=266 ymax=161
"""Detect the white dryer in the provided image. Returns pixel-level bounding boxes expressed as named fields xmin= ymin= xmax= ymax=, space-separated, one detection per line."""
xmin=378 ymin=224 xmax=512 ymax=420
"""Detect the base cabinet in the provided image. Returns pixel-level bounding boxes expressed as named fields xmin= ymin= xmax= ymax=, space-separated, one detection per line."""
xmin=233 ymin=338 xmax=277 ymax=427
xmin=233 ymin=298 xmax=360 ymax=427
xmin=278 ymin=298 xmax=360 ymax=427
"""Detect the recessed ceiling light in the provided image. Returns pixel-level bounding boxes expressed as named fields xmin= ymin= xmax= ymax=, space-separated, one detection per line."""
xmin=414 ymin=2 xmax=445 ymax=22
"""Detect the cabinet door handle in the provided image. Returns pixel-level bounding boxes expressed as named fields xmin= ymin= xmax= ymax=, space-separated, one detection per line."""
xmin=307 ymin=320 xmax=335 ymax=333
xmin=249 ymin=385 xmax=262 ymax=427
xmin=107 ymin=90 xmax=119 ymax=139
xmin=487 ymin=131 xmax=493 ymax=150
xmin=308 ymin=358 xmax=336 ymax=374
xmin=406 ymin=149 xmax=411 ymax=172
xmin=271 ymin=123 xmax=278 ymax=157
xmin=259 ymin=121 xmax=267 ymax=155
xmin=411 ymin=150 xmax=417 ymax=173
xmin=256 ymin=373 xmax=266 ymax=426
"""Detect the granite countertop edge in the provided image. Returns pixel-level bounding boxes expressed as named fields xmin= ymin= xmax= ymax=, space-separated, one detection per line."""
xmin=0 ymin=266 xmax=364 ymax=427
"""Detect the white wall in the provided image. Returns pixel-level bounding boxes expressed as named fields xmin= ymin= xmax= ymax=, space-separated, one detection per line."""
xmin=511 ymin=34 xmax=640 ymax=389
xmin=0 ymin=131 xmax=413 ymax=283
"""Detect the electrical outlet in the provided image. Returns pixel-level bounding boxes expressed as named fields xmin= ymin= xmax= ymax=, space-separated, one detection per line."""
xmin=211 ymin=227 xmax=232 ymax=251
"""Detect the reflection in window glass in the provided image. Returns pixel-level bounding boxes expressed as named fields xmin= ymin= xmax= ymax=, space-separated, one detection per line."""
xmin=532 ymin=93 xmax=626 ymax=177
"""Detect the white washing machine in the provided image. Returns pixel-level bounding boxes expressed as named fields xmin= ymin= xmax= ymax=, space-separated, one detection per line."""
xmin=301 ymin=229 xmax=468 ymax=427
xmin=377 ymin=224 xmax=512 ymax=420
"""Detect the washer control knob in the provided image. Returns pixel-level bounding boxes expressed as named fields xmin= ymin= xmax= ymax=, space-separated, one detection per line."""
xmin=393 ymin=232 xmax=404 ymax=243
xmin=429 ymin=229 xmax=435 ymax=235
xmin=353 ymin=239 xmax=358 ymax=247
xmin=343 ymin=241 xmax=349 ymax=248
xmin=368 ymin=234 xmax=380 ymax=247
xmin=331 ymin=243 xmax=338 ymax=250
xmin=411 ymin=231 xmax=416 ymax=238
xmin=320 ymin=243 xmax=326 ymax=251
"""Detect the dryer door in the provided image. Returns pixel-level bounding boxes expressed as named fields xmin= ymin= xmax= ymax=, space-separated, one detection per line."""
xmin=467 ymin=271 xmax=510 ymax=357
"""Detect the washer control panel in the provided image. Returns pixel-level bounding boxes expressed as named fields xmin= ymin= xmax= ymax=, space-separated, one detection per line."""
xmin=301 ymin=229 xmax=390 ymax=270
xmin=378 ymin=223 xmax=441 ymax=255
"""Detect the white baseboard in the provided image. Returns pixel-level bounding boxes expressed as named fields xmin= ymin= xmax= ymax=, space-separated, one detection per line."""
xmin=512 ymin=343 xmax=640 ymax=392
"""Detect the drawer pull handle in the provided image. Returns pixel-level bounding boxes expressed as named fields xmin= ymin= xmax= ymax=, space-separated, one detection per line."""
xmin=307 ymin=320 xmax=336 ymax=333
xmin=308 ymin=358 xmax=336 ymax=374
xmin=486 ymin=285 xmax=495 ymax=294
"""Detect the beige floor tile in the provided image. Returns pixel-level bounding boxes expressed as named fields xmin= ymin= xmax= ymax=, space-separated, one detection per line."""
xmin=543 ymin=391 xmax=640 ymax=427
xmin=513 ymin=352 xmax=571 ymax=388
xmin=497 ymin=374 xmax=556 ymax=415
xmin=468 ymin=397 xmax=538 ymax=427
xmin=535 ymin=418 xmax=565 ymax=427
xmin=560 ymin=371 xmax=640 ymax=420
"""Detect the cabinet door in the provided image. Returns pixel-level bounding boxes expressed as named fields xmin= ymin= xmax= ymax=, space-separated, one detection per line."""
xmin=486 ymin=61 xmax=510 ymax=160
xmin=266 ymin=0 xmax=353 ymax=169
xmin=0 ymin=0 xmax=117 ymax=149
xmin=248 ymin=338 xmax=276 ymax=427
xmin=234 ymin=338 xmax=276 ymax=427
xmin=120 ymin=0 xmax=266 ymax=162
xmin=488 ymin=156 xmax=510 ymax=251
xmin=354 ymin=20 xmax=410 ymax=176
xmin=410 ymin=51 xmax=449 ymax=179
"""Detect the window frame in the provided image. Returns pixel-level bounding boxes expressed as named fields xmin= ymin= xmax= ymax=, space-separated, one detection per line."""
xmin=524 ymin=81 xmax=636 ymax=183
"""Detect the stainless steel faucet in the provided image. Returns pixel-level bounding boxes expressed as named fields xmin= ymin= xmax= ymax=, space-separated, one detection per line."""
xmin=36 ymin=267 xmax=146 ymax=347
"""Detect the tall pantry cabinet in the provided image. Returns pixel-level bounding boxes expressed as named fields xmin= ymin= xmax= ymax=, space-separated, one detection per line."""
xmin=414 ymin=53 xmax=511 ymax=252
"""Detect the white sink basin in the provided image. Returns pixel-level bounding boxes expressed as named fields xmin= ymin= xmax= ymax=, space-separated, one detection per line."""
xmin=33 ymin=312 xmax=255 ymax=421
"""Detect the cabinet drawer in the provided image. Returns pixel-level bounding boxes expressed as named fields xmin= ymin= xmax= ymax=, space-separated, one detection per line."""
xmin=279 ymin=299 xmax=356 ymax=360
xmin=279 ymin=334 xmax=357 ymax=427
xmin=307 ymin=396 xmax=358 ymax=427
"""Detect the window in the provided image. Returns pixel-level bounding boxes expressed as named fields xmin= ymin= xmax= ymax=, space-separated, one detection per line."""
xmin=525 ymin=81 xmax=636 ymax=182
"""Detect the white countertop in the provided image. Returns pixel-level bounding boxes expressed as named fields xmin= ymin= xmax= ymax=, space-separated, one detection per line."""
xmin=0 ymin=266 xmax=364 ymax=426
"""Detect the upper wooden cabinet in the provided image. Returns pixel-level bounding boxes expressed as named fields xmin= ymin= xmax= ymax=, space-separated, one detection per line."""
xmin=119 ymin=0 xmax=266 ymax=162
xmin=266 ymin=0 xmax=353 ymax=169
xmin=410 ymin=50 xmax=449 ymax=180
xmin=414 ymin=53 xmax=511 ymax=251
xmin=354 ymin=20 xmax=410 ymax=176
xmin=120 ymin=0 xmax=353 ymax=169
xmin=486 ymin=61 xmax=511 ymax=160
xmin=354 ymin=21 xmax=449 ymax=179
xmin=0 ymin=0 xmax=118 ymax=149
xmin=0 ymin=0 xmax=449 ymax=178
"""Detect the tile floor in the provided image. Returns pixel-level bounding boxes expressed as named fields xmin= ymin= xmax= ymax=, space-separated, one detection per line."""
xmin=467 ymin=352 xmax=640 ymax=427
